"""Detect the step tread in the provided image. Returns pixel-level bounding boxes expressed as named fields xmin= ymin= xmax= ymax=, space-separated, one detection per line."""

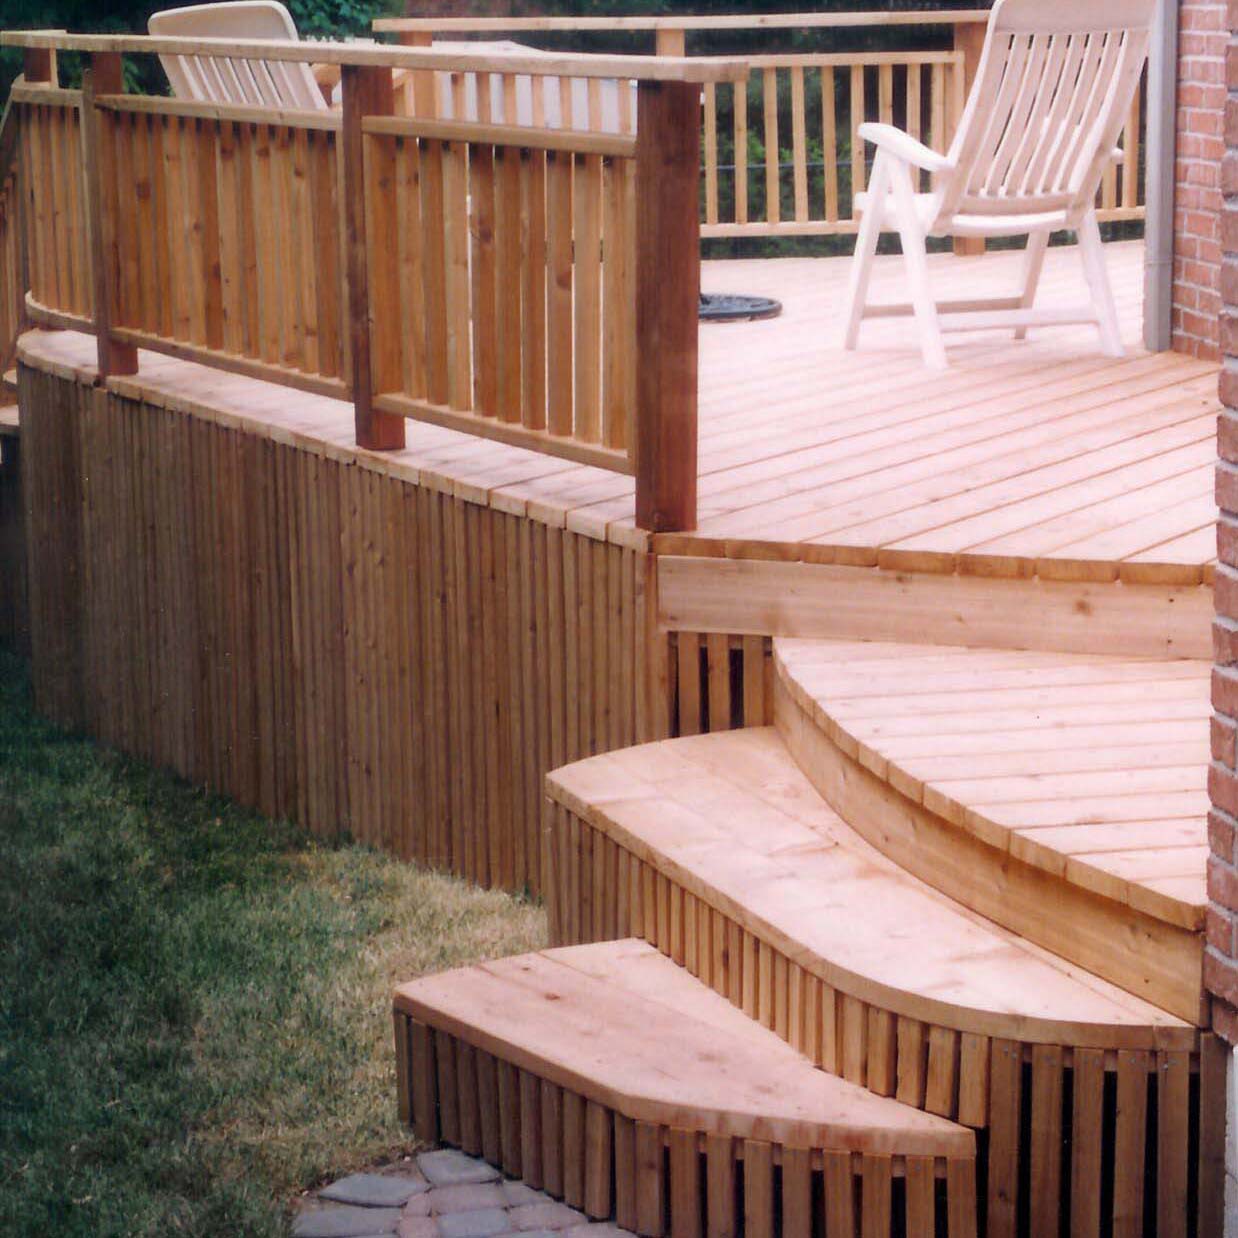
xmin=548 ymin=729 xmax=1193 ymax=1049
xmin=395 ymin=939 xmax=974 ymax=1158
xmin=774 ymin=639 xmax=1207 ymax=929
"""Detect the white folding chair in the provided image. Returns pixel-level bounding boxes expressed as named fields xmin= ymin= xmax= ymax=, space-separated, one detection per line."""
xmin=149 ymin=1 xmax=327 ymax=111
xmin=843 ymin=0 xmax=1154 ymax=368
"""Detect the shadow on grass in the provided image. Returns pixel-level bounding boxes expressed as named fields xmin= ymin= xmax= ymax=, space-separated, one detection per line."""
xmin=0 ymin=647 xmax=546 ymax=1237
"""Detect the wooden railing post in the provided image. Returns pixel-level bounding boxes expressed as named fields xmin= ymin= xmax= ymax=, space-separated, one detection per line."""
xmin=951 ymin=20 xmax=986 ymax=258
xmin=634 ymin=80 xmax=699 ymax=533
xmin=341 ymin=63 xmax=405 ymax=451
xmin=81 ymin=54 xmax=138 ymax=378
xmin=655 ymin=29 xmax=686 ymax=57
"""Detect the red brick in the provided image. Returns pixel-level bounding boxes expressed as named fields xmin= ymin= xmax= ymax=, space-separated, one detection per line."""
xmin=1213 ymin=713 xmax=1238 ymax=763
xmin=1208 ymin=851 xmax=1238 ymax=910
xmin=1214 ymin=999 xmax=1238 ymax=1046
xmin=1208 ymin=904 xmax=1235 ymax=953
xmin=1210 ymin=805 xmax=1238 ymax=860
xmin=1204 ymin=947 xmax=1238 ymax=1005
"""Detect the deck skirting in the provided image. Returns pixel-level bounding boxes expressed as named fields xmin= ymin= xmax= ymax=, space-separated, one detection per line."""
xmin=16 ymin=361 xmax=658 ymax=892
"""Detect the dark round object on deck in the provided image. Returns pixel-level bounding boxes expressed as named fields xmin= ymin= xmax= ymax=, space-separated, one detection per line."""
xmin=698 ymin=292 xmax=783 ymax=322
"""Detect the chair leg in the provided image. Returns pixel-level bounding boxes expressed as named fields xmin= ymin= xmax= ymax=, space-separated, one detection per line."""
xmin=1013 ymin=230 xmax=1050 ymax=341
xmin=842 ymin=155 xmax=888 ymax=351
xmin=888 ymin=158 xmax=947 ymax=369
xmin=1078 ymin=212 xmax=1123 ymax=357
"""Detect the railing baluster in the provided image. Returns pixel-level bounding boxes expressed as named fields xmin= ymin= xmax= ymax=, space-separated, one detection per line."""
xmin=762 ymin=67 xmax=780 ymax=226
xmin=733 ymin=80 xmax=748 ymax=225
xmin=822 ymin=67 xmax=838 ymax=223
xmin=850 ymin=64 xmax=865 ymax=204
xmin=790 ymin=67 xmax=807 ymax=223
xmin=703 ymin=82 xmax=718 ymax=225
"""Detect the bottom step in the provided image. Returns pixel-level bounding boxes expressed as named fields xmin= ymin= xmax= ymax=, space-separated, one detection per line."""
xmin=393 ymin=939 xmax=976 ymax=1238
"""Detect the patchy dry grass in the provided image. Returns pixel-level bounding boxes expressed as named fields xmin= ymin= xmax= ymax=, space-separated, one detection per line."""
xmin=0 ymin=649 xmax=545 ymax=1237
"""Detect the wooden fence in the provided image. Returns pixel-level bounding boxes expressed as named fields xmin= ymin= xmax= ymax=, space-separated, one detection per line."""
xmin=376 ymin=10 xmax=1148 ymax=242
xmin=0 ymin=33 xmax=744 ymax=532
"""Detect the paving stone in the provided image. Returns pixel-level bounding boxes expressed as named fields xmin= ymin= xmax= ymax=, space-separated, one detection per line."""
xmin=292 ymin=1204 xmax=403 ymax=1237
xmin=500 ymin=1181 xmax=544 ymax=1208
xmin=397 ymin=1219 xmax=439 ymax=1238
xmin=563 ymin=1226 xmax=630 ymax=1237
xmin=321 ymin=1174 xmax=430 ymax=1208
xmin=509 ymin=1202 xmax=587 ymax=1231
xmin=428 ymin=1183 xmax=508 ymax=1214
xmin=418 ymin=1150 xmax=502 ymax=1187
xmin=435 ymin=1207 xmax=513 ymax=1238
xmin=403 ymin=1193 xmax=433 ymax=1218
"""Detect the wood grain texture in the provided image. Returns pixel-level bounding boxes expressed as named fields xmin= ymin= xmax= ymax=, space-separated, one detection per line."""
xmin=14 ymin=356 xmax=653 ymax=895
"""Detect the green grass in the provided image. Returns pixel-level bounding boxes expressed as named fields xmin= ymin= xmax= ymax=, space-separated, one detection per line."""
xmin=0 ymin=647 xmax=547 ymax=1237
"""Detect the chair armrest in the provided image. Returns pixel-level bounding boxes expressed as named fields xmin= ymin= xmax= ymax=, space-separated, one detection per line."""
xmin=858 ymin=122 xmax=954 ymax=174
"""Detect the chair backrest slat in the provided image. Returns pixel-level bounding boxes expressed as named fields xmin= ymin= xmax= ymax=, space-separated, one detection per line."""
xmin=149 ymin=1 xmax=327 ymax=111
xmin=938 ymin=0 xmax=1153 ymax=222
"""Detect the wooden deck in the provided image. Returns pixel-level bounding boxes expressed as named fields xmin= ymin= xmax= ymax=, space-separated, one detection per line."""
xmin=20 ymin=240 xmax=1217 ymax=584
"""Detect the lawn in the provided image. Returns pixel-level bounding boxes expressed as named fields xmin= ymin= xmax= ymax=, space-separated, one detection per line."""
xmin=0 ymin=648 xmax=546 ymax=1237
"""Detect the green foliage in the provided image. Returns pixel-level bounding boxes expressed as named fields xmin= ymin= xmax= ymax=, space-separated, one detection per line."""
xmin=0 ymin=647 xmax=544 ymax=1238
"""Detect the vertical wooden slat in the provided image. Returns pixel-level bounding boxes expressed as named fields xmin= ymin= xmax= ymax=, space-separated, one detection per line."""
xmin=790 ymin=67 xmax=808 ymax=222
xmin=987 ymin=1038 xmax=1021 ymax=1238
xmin=850 ymin=64 xmax=866 ymax=204
xmin=1070 ymin=1048 xmax=1104 ymax=1238
xmin=822 ymin=67 xmax=839 ymax=222
xmin=1029 ymin=1045 xmax=1064 ymax=1238
xmin=1156 ymin=1051 xmax=1190 ymax=1238
xmin=521 ymin=148 xmax=547 ymax=432
xmin=904 ymin=1156 xmax=935 ymax=1238
xmin=762 ymin=68 xmax=780 ymax=226
xmin=1113 ymin=1050 xmax=1149 ymax=1238
xmin=703 ymin=82 xmax=719 ymax=224
xmin=861 ymin=1155 xmax=892 ymax=1238
xmin=1199 ymin=1034 xmax=1227 ymax=1238
xmin=545 ymin=149 xmax=573 ymax=437
xmin=668 ymin=1128 xmax=700 ymax=1238
xmin=636 ymin=1120 xmax=666 ymax=1238
xmin=743 ymin=1140 xmax=773 ymax=1238
xmin=573 ymin=152 xmax=603 ymax=442
xmin=782 ymin=1146 xmax=812 ymax=1238
xmin=733 ymin=79 xmax=748 ymax=225
xmin=341 ymin=64 xmax=403 ymax=449
xmin=615 ymin=1113 xmax=638 ymax=1232
xmin=585 ymin=1101 xmax=613 ymax=1219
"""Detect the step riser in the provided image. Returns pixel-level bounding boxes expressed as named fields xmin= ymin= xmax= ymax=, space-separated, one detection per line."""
xmin=543 ymin=801 xmax=1222 ymax=1238
xmin=395 ymin=1011 xmax=978 ymax=1238
xmin=774 ymin=676 xmax=1205 ymax=1025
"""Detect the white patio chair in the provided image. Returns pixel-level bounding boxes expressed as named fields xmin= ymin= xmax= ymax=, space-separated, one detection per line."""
xmin=149 ymin=1 xmax=328 ymax=111
xmin=843 ymin=0 xmax=1154 ymax=368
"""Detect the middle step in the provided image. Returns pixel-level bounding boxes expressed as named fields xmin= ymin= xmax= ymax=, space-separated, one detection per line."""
xmin=545 ymin=727 xmax=1194 ymax=1116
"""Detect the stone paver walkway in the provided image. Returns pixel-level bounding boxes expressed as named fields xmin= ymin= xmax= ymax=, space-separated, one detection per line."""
xmin=293 ymin=1148 xmax=634 ymax=1238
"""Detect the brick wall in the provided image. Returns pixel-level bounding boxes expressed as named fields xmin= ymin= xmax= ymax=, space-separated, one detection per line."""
xmin=1211 ymin=4 xmax=1238 ymax=1046
xmin=1174 ymin=0 xmax=1226 ymax=357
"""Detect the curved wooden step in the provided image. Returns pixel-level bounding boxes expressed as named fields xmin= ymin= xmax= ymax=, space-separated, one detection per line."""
xmin=772 ymin=638 xmax=1206 ymax=1023
xmin=547 ymin=729 xmax=1192 ymax=1052
xmin=394 ymin=939 xmax=976 ymax=1238
xmin=543 ymin=731 xmax=1217 ymax=1238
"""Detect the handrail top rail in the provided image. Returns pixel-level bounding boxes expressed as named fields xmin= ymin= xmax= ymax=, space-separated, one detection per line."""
xmin=0 ymin=30 xmax=749 ymax=84
xmin=374 ymin=9 xmax=991 ymax=33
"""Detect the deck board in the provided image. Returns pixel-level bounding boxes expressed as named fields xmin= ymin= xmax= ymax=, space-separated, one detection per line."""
xmin=15 ymin=239 xmax=1217 ymax=580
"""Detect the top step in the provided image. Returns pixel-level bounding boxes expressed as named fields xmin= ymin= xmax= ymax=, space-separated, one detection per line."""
xmin=773 ymin=639 xmax=1207 ymax=1022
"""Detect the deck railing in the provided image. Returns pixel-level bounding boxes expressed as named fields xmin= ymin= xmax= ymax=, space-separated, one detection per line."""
xmin=0 ymin=33 xmax=745 ymax=530
xmin=374 ymin=10 xmax=1148 ymax=243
